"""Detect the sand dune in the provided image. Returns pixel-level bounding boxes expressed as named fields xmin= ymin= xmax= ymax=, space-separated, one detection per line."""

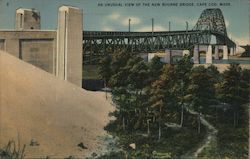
xmin=0 ymin=51 xmax=114 ymax=158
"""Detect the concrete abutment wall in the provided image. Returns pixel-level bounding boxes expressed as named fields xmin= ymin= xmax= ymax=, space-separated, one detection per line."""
xmin=0 ymin=6 xmax=83 ymax=87
xmin=163 ymin=44 xmax=232 ymax=64
xmin=0 ymin=31 xmax=57 ymax=74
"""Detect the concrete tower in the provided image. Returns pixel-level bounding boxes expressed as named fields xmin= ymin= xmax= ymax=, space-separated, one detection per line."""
xmin=222 ymin=45 xmax=228 ymax=60
xmin=57 ymin=6 xmax=83 ymax=87
xmin=206 ymin=45 xmax=212 ymax=64
xmin=16 ymin=8 xmax=41 ymax=30
xmin=193 ymin=45 xmax=200 ymax=64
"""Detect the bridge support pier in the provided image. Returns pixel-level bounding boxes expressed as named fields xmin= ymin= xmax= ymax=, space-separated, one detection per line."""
xmin=165 ymin=49 xmax=171 ymax=64
xmin=193 ymin=45 xmax=200 ymax=64
xmin=57 ymin=6 xmax=83 ymax=87
xmin=230 ymin=47 xmax=235 ymax=56
xmin=206 ymin=45 xmax=212 ymax=64
xmin=222 ymin=45 xmax=228 ymax=60
xmin=214 ymin=45 xmax=219 ymax=60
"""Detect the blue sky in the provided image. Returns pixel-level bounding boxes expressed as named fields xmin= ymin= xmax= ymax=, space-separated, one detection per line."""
xmin=0 ymin=0 xmax=249 ymax=45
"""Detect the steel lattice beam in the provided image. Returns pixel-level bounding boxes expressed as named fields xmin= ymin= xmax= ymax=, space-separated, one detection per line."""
xmin=82 ymin=8 xmax=235 ymax=64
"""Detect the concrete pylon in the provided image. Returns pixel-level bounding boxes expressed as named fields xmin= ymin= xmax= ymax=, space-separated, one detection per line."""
xmin=230 ymin=47 xmax=236 ymax=56
xmin=214 ymin=45 xmax=219 ymax=60
xmin=148 ymin=53 xmax=157 ymax=62
xmin=222 ymin=45 xmax=228 ymax=60
xmin=206 ymin=45 xmax=212 ymax=64
xmin=16 ymin=8 xmax=41 ymax=30
xmin=230 ymin=47 xmax=234 ymax=56
xmin=193 ymin=45 xmax=200 ymax=64
xmin=165 ymin=49 xmax=171 ymax=64
xmin=57 ymin=6 xmax=83 ymax=87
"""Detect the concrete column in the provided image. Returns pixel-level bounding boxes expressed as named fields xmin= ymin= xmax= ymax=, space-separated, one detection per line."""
xmin=57 ymin=6 xmax=83 ymax=87
xmin=148 ymin=53 xmax=155 ymax=62
xmin=16 ymin=8 xmax=41 ymax=30
xmin=230 ymin=47 xmax=234 ymax=56
xmin=222 ymin=45 xmax=228 ymax=60
xmin=193 ymin=45 xmax=200 ymax=64
xmin=214 ymin=45 xmax=219 ymax=60
xmin=165 ymin=49 xmax=171 ymax=64
xmin=206 ymin=45 xmax=212 ymax=64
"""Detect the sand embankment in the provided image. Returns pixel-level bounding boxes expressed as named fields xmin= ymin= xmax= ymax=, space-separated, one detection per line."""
xmin=0 ymin=51 xmax=114 ymax=158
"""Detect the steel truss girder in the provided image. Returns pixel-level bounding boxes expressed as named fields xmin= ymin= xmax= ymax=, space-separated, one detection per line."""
xmin=83 ymin=31 xmax=211 ymax=64
xmin=82 ymin=8 xmax=235 ymax=64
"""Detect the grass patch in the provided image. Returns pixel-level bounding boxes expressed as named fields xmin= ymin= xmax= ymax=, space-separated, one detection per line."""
xmin=103 ymin=113 xmax=206 ymax=158
xmin=0 ymin=140 xmax=26 ymax=159
xmin=102 ymin=127 xmax=205 ymax=158
xmin=200 ymin=124 xmax=248 ymax=159
xmin=199 ymin=106 xmax=249 ymax=159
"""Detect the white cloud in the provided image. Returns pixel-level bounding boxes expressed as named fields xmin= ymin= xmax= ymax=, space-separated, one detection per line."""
xmin=102 ymin=26 xmax=115 ymax=31
xmin=108 ymin=12 xmax=121 ymax=20
xmin=105 ymin=13 xmax=141 ymax=29
xmin=121 ymin=16 xmax=141 ymax=26
xmin=136 ymin=25 xmax=167 ymax=32
xmin=228 ymin=33 xmax=250 ymax=45
xmin=234 ymin=37 xmax=249 ymax=46
xmin=225 ymin=20 xmax=229 ymax=27
xmin=169 ymin=17 xmax=197 ymax=28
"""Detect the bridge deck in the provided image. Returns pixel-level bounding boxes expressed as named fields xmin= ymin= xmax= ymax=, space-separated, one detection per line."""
xmin=81 ymin=8 xmax=236 ymax=64
xmin=83 ymin=30 xmax=202 ymax=38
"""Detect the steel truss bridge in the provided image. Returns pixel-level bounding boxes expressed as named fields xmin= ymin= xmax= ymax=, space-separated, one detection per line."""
xmin=83 ymin=8 xmax=236 ymax=64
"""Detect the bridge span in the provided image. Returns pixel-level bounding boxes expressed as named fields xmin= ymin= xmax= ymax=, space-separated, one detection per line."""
xmin=82 ymin=8 xmax=236 ymax=64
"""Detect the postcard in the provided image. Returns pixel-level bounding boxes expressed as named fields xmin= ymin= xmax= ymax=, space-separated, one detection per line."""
xmin=0 ymin=0 xmax=249 ymax=158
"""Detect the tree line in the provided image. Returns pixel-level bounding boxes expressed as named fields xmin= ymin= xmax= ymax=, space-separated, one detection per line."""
xmin=99 ymin=51 xmax=249 ymax=140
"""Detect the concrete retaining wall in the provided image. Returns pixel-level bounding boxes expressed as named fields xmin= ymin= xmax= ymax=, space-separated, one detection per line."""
xmin=0 ymin=30 xmax=57 ymax=74
xmin=0 ymin=5 xmax=83 ymax=87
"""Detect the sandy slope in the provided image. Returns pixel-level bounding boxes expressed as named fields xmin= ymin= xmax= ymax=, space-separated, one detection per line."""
xmin=0 ymin=51 xmax=114 ymax=158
